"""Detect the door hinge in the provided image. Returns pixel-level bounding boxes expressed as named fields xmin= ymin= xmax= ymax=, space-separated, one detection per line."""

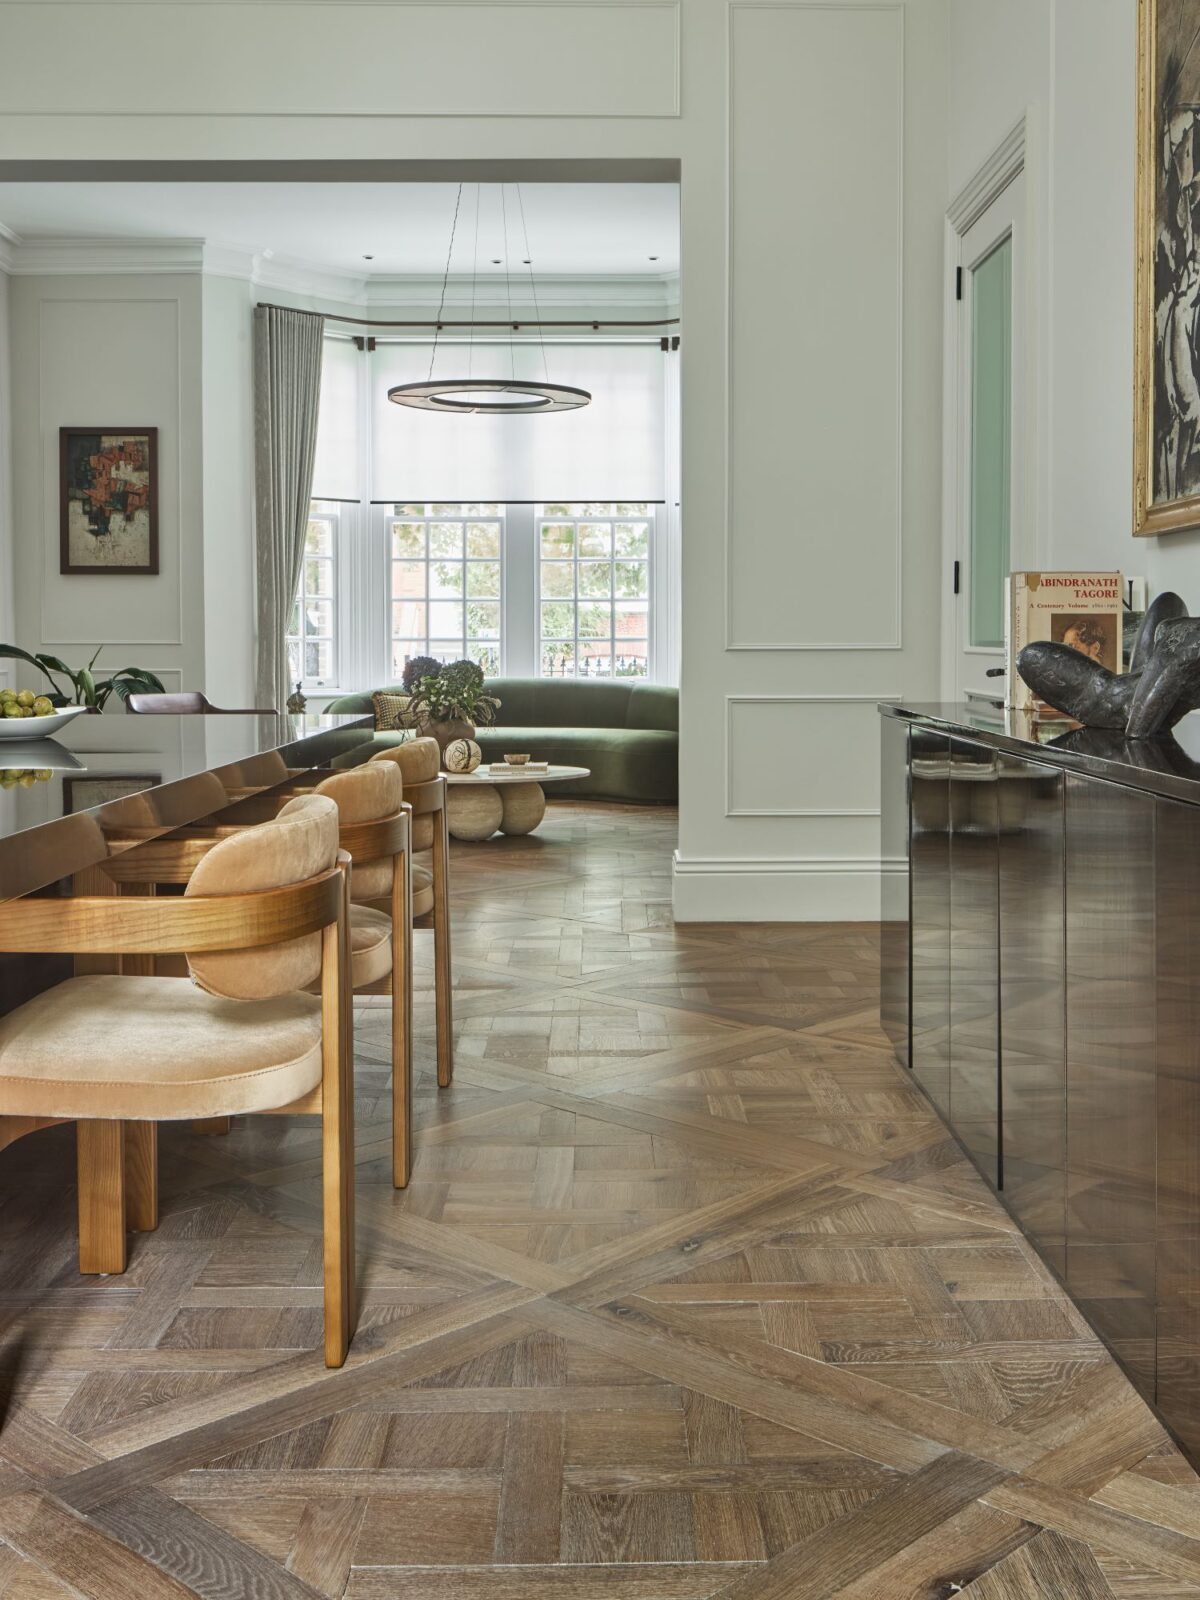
xmin=955 ymin=266 xmax=963 ymax=301
xmin=953 ymin=559 xmax=961 ymax=595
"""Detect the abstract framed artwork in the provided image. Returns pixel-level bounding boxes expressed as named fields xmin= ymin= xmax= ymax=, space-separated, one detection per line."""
xmin=59 ymin=427 xmax=159 ymax=574
xmin=1134 ymin=1 xmax=1200 ymax=535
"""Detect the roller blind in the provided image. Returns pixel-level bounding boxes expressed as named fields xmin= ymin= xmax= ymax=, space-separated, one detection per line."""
xmin=370 ymin=340 xmax=666 ymax=503
xmin=311 ymin=335 xmax=361 ymax=501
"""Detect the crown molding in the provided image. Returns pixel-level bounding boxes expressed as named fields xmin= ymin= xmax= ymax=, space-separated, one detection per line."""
xmin=0 ymin=232 xmax=681 ymax=315
xmin=362 ymin=271 xmax=676 ymax=311
xmin=5 ymin=235 xmax=207 ymax=276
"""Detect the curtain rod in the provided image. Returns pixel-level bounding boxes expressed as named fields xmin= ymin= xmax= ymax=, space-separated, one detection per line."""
xmin=256 ymin=301 xmax=679 ymax=331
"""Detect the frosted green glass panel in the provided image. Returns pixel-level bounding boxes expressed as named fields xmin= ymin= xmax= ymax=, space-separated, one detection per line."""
xmin=970 ymin=235 xmax=1012 ymax=649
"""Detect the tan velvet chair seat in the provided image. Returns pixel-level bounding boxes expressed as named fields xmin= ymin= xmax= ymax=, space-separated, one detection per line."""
xmin=0 ymin=974 xmax=323 ymax=1121
xmin=411 ymin=814 xmax=434 ymax=851
xmin=352 ymin=857 xmax=433 ymax=915
xmin=348 ymin=905 xmax=393 ymax=987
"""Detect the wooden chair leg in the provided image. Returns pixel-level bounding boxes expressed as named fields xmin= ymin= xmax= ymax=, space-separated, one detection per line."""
xmin=392 ymin=840 xmax=414 ymax=1189
xmin=124 ymin=1122 xmax=159 ymax=1233
xmin=77 ymin=1120 xmax=127 ymax=1274
xmin=321 ymin=873 xmax=355 ymax=1368
xmin=432 ymin=804 xmax=454 ymax=1089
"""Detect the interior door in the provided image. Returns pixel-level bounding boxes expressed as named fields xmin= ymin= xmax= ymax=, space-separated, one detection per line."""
xmin=953 ymin=172 xmax=1026 ymax=703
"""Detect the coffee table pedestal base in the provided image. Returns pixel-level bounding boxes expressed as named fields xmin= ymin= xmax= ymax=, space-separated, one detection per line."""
xmin=499 ymin=782 xmax=547 ymax=836
xmin=446 ymin=783 xmax=504 ymax=841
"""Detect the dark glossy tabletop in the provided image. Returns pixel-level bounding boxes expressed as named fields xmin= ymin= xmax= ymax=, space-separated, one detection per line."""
xmin=0 ymin=712 xmax=374 ymax=902
xmin=882 ymin=701 xmax=1200 ymax=806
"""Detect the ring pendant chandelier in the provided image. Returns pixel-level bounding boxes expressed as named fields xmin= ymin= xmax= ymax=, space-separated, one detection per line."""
xmin=388 ymin=183 xmax=592 ymax=416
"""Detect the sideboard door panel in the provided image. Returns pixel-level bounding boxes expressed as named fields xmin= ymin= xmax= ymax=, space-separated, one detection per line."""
xmin=1065 ymin=775 xmax=1157 ymax=1400
xmin=1156 ymin=797 xmax=1200 ymax=1456
xmin=998 ymin=755 xmax=1066 ymax=1275
xmin=910 ymin=729 xmax=951 ymax=1118
xmin=948 ymin=739 xmax=1001 ymax=1188
xmin=880 ymin=716 xmax=910 ymax=1066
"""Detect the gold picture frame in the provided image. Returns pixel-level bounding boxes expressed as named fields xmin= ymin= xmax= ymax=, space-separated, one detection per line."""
xmin=1135 ymin=0 xmax=1200 ymax=535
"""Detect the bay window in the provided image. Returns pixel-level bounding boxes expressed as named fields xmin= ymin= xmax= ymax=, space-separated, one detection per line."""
xmin=295 ymin=333 xmax=678 ymax=695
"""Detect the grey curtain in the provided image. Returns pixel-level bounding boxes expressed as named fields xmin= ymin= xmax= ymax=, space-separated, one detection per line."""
xmin=254 ymin=305 xmax=324 ymax=710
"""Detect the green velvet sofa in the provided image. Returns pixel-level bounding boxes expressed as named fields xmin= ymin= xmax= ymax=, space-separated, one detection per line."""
xmin=326 ymin=677 xmax=678 ymax=803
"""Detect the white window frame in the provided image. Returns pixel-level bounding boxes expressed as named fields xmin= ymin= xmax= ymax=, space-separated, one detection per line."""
xmin=289 ymin=500 xmax=355 ymax=694
xmin=378 ymin=502 xmax=506 ymax=680
xmin=533 ymin=503 xmax=659 ymax=681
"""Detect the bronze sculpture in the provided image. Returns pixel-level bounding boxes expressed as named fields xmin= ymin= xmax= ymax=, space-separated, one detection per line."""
xmin=1017 ymin=590 xmax=1200 ymax=739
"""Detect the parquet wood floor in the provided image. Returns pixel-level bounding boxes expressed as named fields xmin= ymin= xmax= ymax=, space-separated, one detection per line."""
xmin=0 ymin=801 xmax=1198 ymax=1596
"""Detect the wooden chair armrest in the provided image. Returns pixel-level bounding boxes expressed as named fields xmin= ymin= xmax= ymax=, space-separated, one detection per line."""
xmin=0 ymin=870 xmax=342 ymax=955
xmin=405 ymin=776 xmax=446 ymax=816
xmin=337 ymin=810 xmax=411 ymax=863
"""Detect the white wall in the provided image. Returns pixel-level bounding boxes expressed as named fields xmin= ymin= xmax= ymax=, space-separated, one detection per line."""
xmin=0 ymin=0 xmax=950 ymax=921
xmin=8 ymin=273 xmax=205 ymax=700
xmin=201 ymin=271 xmax=256 ymax=708
xmin=948 ymin=0 xmax=1200 ymax=604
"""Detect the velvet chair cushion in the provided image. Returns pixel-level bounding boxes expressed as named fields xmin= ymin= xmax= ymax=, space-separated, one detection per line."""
xmin=354 ymin=859 xmax=433 ymax=915
xmin=185 ymin=793 xmax=340 ymax=1000
xmin=411 ymin=815 xmax=434 ymax=851
xmin=348 ymin=905 xmax=393 ymax=987
xmin=315 ymin=763 xmax=402 ymax=821
xmin=369 ymin=738 xmax=440 ymax=784
xmin=314 ymin=764 xmax=404 ymax=907
xmin=0 ymin=974 xmax=322 ymax=1120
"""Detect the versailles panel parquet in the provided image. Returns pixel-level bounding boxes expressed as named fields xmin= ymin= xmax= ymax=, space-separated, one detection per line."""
xmin=1 ymin=801 xmax=1199 ymax=1596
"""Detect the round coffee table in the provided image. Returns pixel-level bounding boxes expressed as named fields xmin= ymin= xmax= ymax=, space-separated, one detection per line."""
xmin=444 ymin=765 xmax=590 ymax=840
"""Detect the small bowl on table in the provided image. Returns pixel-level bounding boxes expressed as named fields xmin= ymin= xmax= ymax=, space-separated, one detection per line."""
xmin=503 ymin=753 xmax=531 ymax=767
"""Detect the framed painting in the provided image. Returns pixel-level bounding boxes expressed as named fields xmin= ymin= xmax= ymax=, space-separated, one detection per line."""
xmin=59 ymin=427 xmax=159 ymax=574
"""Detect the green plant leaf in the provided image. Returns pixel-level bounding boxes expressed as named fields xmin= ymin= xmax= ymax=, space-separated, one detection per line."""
xmin=0 ymin=643 xmax=56 ymax=674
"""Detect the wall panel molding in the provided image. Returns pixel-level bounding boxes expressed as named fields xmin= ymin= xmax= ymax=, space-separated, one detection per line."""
xmin=725 ymin=693 xmax=900 ymax=816
xmin=36 ymin=294 xmax=187 ymax=650
xmin=0 ymin=2 xmax=681 ymax=120
xmin=725 ymin=1 xmax=904 ymax=651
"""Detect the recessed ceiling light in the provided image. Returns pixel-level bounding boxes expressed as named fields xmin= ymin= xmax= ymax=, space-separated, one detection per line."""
xmin=648 ymin=255 xmax=659 ymax=262
xmin=363 ymin=254 xmax=374 ymax=260
xmin=491 ymin=258 xmax=502 ymax=265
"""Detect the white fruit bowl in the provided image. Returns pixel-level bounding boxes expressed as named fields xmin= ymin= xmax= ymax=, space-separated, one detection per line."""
xmin=0 ymin=705 xmax=90 ymax=742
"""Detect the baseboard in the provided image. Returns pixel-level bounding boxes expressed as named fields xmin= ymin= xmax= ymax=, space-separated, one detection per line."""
xmin=672 ymin=851 xmax=902 ymax=922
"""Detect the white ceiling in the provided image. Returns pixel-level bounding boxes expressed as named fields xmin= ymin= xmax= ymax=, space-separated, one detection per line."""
xmin=0 ymin=182 xmax=679 ymax=278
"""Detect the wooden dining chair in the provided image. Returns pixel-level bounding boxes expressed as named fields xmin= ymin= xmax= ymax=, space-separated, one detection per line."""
xmin=197 ymin=737 xmax=454 ymax=1092
xmin=126 ymin=691 xmax=277 ymax=715
xmin=106 ymin=763 xmax=416 ymax=1188
xmin=0 ymin=794 xmax=357 ymax=1367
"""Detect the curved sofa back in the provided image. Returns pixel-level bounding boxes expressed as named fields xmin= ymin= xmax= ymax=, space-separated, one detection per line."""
xmin=329 ymin=677 xmax=678 ymax=733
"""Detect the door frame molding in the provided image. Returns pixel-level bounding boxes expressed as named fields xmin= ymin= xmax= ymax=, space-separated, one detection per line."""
xmin=940 ymin=115 xmax=1030 ymax=702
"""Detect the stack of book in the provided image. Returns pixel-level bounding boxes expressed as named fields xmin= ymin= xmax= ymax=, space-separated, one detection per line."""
xmin=1005 ymin=571 xmax=1124 ymax=713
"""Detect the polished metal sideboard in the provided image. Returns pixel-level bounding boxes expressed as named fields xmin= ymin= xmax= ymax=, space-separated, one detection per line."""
xmin=882 ymin=702 xmax=1200 ymax=1458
